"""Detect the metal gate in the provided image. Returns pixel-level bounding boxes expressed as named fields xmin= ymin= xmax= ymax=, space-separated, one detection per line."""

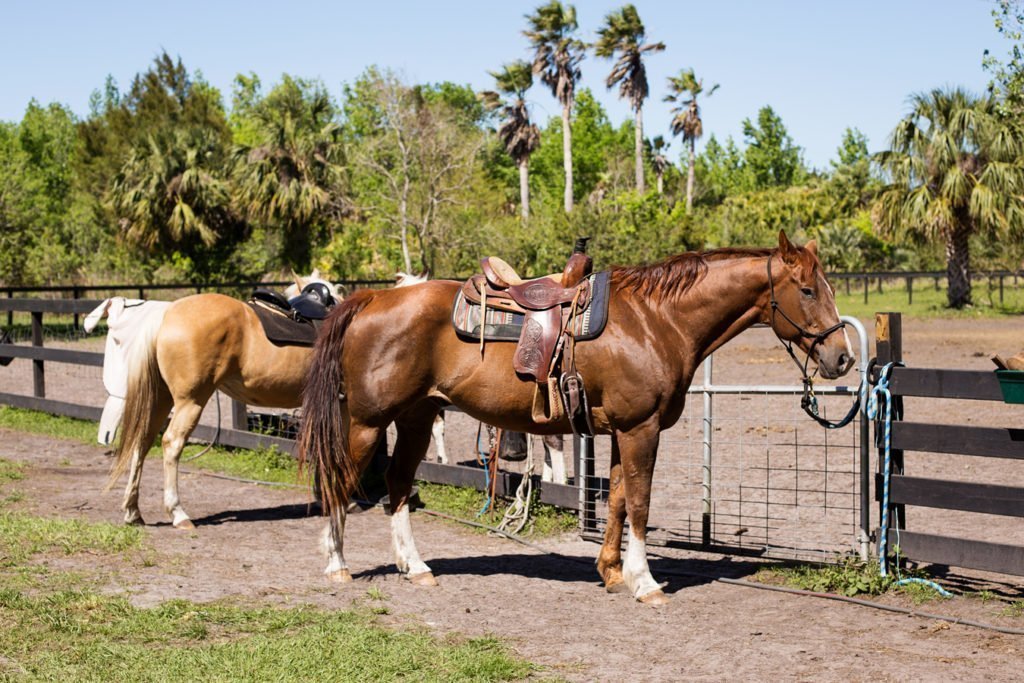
xmin=577 ymin=316 xmax=871 ymax=563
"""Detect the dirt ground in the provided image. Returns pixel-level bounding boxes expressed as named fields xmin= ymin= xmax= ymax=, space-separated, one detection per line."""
xmin=2 ymin=315 xmax=1024 ymax=681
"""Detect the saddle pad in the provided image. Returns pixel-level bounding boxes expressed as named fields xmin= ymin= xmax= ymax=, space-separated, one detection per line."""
xmin=451 ymin=270 xmax=611 ymax=343
xmin=248 ymin=301 xmax=324 ymax=347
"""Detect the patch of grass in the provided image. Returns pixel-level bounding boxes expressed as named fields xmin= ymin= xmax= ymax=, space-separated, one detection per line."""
xmin=182 ymin=443 xmax=307 ymax=487
xmin=0 ymin=458 xmax=25 ymax=485
xmin=0 ymin=587 xmax=535 ymax=681
xmin=0 ymin=511 xmax=143 ymax=565
xmin=1000 ymin=601 xmax=1024 ymax=618
xmin=416 ymin=482 xmax=577 ymax=537
xmin=0 ymin=407 xmax=97 ymax=444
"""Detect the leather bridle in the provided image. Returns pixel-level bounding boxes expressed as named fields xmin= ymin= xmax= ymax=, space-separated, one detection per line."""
xmin=766 ymin=253 xmax=858 ymax=429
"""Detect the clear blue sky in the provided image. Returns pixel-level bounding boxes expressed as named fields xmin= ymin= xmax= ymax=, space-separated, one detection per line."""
xmin=0 ymin=0 xmax=1002 ymax=169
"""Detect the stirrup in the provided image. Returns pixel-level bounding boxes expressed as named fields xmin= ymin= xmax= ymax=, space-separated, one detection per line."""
xmin=559 ymin=371 xmax=594 ymax=437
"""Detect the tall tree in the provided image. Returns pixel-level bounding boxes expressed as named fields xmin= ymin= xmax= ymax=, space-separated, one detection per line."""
xmin=665 ymin=68 xmax=718 ymax=210
xmin=741 ymin=105 xmax=804 ymax=189
xmin=524 ymin=0 xmax=586 ymax=213
xmin=480 ymin=61 xmax=541 ymax=220
xmin=231 ymin=75 xmax=348 ymax=270
xmin=109 ymin=127 xmax=233 ymax=260
xmin=875 ymin=88 xmax=1024 ymax=308
xmin=983 ymin=1 xmax=1024 ymax=118
xmin=594 ymin=4 xmax=664 ymax=194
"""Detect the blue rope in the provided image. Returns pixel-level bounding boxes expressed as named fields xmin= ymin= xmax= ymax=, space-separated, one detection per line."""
xmin=866 ymin=363 xmax=952 ymax=599
xmin=475 ymin=425 xmax=494 ymax=517
xmin=865 ymin=361 xmax=902 ymax=578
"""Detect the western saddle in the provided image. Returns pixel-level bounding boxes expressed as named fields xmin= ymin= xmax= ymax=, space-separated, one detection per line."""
xmin=460 ymin=238 xmax=595 ymax=435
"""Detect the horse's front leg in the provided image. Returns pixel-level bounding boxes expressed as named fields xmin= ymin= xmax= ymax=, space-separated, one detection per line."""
xmin=597 ymin=437 xmax=627 ymax=592
xmin=616 ymin=420 xmax=668 ymax=605
xmin=541 ymin=434 xmax=566 ymax=484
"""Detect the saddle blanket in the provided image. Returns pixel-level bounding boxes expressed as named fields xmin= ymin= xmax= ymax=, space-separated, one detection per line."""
xmin=451 ymin=270 xmax=611 ymax=342
xmin=248 ymin=300 xmax=324 ymax=347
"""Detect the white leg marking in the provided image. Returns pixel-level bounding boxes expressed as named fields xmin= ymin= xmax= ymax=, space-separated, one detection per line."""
xmin=321 ymin=514 xmax=349 ymax=576
xmin=390 ymin=505 xmax=431 ymax=576
xmin=547 ymin=443 xmax=566 ymax=485
xmin=431 ymin=415 xmax=448 ymax=464
xmin=622 ymin=527 xmax=661 ymax=600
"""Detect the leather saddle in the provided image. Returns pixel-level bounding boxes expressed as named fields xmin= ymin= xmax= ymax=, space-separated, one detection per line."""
xmin=249 ymin=283 xmax=338 ymax=347
xmin=462 ymin=257 xmax=591 ymax=382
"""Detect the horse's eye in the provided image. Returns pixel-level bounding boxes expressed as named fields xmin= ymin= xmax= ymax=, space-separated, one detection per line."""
xmin=801 ymin=287 xmax=815 ymax=299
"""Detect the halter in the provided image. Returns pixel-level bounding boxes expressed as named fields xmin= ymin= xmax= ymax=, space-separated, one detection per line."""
xmin=766 ymin=253 xmax=856 ymax=429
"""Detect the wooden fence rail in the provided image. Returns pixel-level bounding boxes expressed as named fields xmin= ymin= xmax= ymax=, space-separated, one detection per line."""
xmin=873 ymin=311 xmax=1024 ymax=577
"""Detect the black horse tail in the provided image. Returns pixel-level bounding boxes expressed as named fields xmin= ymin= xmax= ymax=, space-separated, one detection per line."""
xmin=298 ymin=288 xmax=377 ymax=517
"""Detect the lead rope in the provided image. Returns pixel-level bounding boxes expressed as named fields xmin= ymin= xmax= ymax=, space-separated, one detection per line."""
xmin=497 ymin=435 xmax=535 ymax=534
xmin=867 ymin=361 xmax=952 ymax=597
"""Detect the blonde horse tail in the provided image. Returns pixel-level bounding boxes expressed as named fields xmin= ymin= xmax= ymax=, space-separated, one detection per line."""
xmin=297 ymin=289 xmax=377 ymax=517
xmin=106 ymin=308 xmax=167 ymax=490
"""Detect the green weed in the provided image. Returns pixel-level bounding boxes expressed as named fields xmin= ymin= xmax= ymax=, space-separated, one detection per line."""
xmin=0 ymin=511 xmax=143 ymax=565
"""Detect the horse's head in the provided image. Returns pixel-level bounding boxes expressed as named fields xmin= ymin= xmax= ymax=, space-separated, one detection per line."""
xmin=395 ymin=269 xmax=430 ymax=288
xmin=766 ymin=231 xmax=855 ymax=380
xmin=285 ymin=268 xmax=342 ymax=301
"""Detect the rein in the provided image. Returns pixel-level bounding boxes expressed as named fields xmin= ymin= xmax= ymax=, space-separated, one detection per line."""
xmin=766 ymin=254 xmax=859 ymax=429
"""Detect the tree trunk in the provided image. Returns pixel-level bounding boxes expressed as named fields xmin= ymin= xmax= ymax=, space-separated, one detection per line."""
xmin=656 ymin=171 xmax=664 ymax=195
xmin=562 ymin=103 xmax=574 ymax=214
xmin=400 ymin=179 xmax=412 ymax=274
xmin=686 ymin=137 xmax=696 ymax=211
xmin=635 ymin=107 xmax=645 ymax=194
xmin=945 ymin=223 xmax=972 ymax=308
xmin=518 ymin=158 xmax=530 ymax=221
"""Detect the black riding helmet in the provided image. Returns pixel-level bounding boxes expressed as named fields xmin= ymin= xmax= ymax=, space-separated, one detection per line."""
xmin=298 ymin=281 xmax=334 ymax=306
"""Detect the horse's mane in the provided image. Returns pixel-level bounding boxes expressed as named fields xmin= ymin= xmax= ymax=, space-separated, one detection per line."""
xmin=610 ymin=247 xmax=774 ymax=301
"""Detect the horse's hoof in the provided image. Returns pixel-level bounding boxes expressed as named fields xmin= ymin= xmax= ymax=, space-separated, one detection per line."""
xmin=605 ymin=578 xmax=628 ymax=594
xmin=124 ymin=515 xmax=145 ymax=526
xmin=327 ymin=569 xmax=353 ymax=583
xmin=408 ymin=571 xmax=438 ymax=587
xmin=638 ymin=589 xmax=670 ymax=606
xmin=173 ymin=518 xmax=195 ymax=530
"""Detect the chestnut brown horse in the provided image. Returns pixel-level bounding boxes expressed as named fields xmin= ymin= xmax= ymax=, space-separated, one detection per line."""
xmin=298 ymin=232 xmax=855 ymax=604
xmin=108 ymin=274 xmax=339 ymax=529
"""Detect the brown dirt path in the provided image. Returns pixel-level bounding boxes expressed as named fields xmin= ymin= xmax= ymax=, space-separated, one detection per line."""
xmin=2 ymin=427 xmax=1022 ymax=682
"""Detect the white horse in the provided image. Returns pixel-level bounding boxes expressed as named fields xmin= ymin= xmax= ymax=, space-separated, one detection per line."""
xmin=395 ymin=270 xmax=569 ymax=484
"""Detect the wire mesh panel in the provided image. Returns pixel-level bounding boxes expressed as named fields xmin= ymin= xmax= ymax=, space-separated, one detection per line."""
xmin=579 ymin=320 xmax=869 ymax=564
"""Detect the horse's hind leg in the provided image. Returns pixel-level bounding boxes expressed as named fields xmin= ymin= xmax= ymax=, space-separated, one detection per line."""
xmin=161 ymin=395 xmax=210 ymax=528
xmin=122 ymin=393 xmax=172 ymax=525
xmin=388 ymin=406 xmax=440 ymax=586
xmin=431 ymin=413 xmax=448 ymax=464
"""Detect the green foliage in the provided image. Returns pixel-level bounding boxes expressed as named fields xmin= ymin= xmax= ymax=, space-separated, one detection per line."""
xmin=984 ymin=1 xmax=1024 ymax=118
xmin=0 ymin=511 xmax=144 ymax=565
xmin=0 ymin=458 xmax=24 ymax=486
xmin=756 ymin=558 xmax=895 ymax=597
xmin=741 ymin=105 xmax=807 ymax=190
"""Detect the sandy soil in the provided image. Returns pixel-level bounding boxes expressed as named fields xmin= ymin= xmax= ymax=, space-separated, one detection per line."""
xmin=1 ymin=315 xmax=1024 ymax=680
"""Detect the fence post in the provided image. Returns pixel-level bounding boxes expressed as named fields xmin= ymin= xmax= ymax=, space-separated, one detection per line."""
xmin=906 ymin=276 xmax=913 ymax=306
xmin=576 ymin=434 xmax=596 ymax=534
xmin=72 ymin=286 xmax=80 ymax=330
xmin=878 ymin=277 xmax=883 ymax=294
xmin=231 ymin=400 xmax=248 ymax=431
xmin=6 ymin=289 xmax=11 ymax=328
xmin=863 ymin=277 xmax=869 ymax=305
xmin=31 ymin=311 xmax=44 ymax=398
xmin=701 ymin=355 xmax=714 ymax=547
xmin=845 ymin=277 xmax=850 ymax=296
xmin=874 ymin=312 xmax=905 ymax=548
xmin=1000 ymin=276 xmax=1004 ymax=305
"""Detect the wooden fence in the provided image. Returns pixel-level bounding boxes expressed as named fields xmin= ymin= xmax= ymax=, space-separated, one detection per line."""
xmin=873 ymin=312 xmax=1024 ymax=576
xmin=0 ymin=297 xmax=580 ymax=511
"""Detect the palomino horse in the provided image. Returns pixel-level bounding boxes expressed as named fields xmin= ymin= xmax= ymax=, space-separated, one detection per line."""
xmin=108 ymin=273 xmax=339 ymax=528
xmin=298 ymin=231 xmax=855 ymax=604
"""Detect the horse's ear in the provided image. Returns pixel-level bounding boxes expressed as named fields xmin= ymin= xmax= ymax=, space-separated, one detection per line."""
xmin=290 ymin=269 xmax=303 ymax=290
xmin=418 ymin=268 xmax=431 ymax=280
xmin=804 ymin=239 xmax=818 ymax=258
xmin=778 ymin=230 xmax=799 ymax=265
xmin=310 ymin=268 xmax=321 ymax=279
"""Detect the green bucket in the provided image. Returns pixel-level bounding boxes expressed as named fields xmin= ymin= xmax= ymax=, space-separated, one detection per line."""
xmin=995 ymin=370 xmax=1024 ymax=404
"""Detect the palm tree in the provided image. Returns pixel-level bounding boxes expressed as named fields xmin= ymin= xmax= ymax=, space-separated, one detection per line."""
xmin=480 ymin=61 xmax=541 ymax=220
xmin=665 ymin=69 xmax=719 ymax=210
xmin=231 ymin=77 xmax=347 ymax=270
xmin=524 ymin=0 xmax=586 ymax=213
xmin=594 ymin=4 xmax=664 ymax=194
xmin=651 ymin=135 xmax=669 ymax=195
xmin=875 ymin=88 xmax=1024 ymax=308
xmin=110 ymin=127 xmax=231 ymax=251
